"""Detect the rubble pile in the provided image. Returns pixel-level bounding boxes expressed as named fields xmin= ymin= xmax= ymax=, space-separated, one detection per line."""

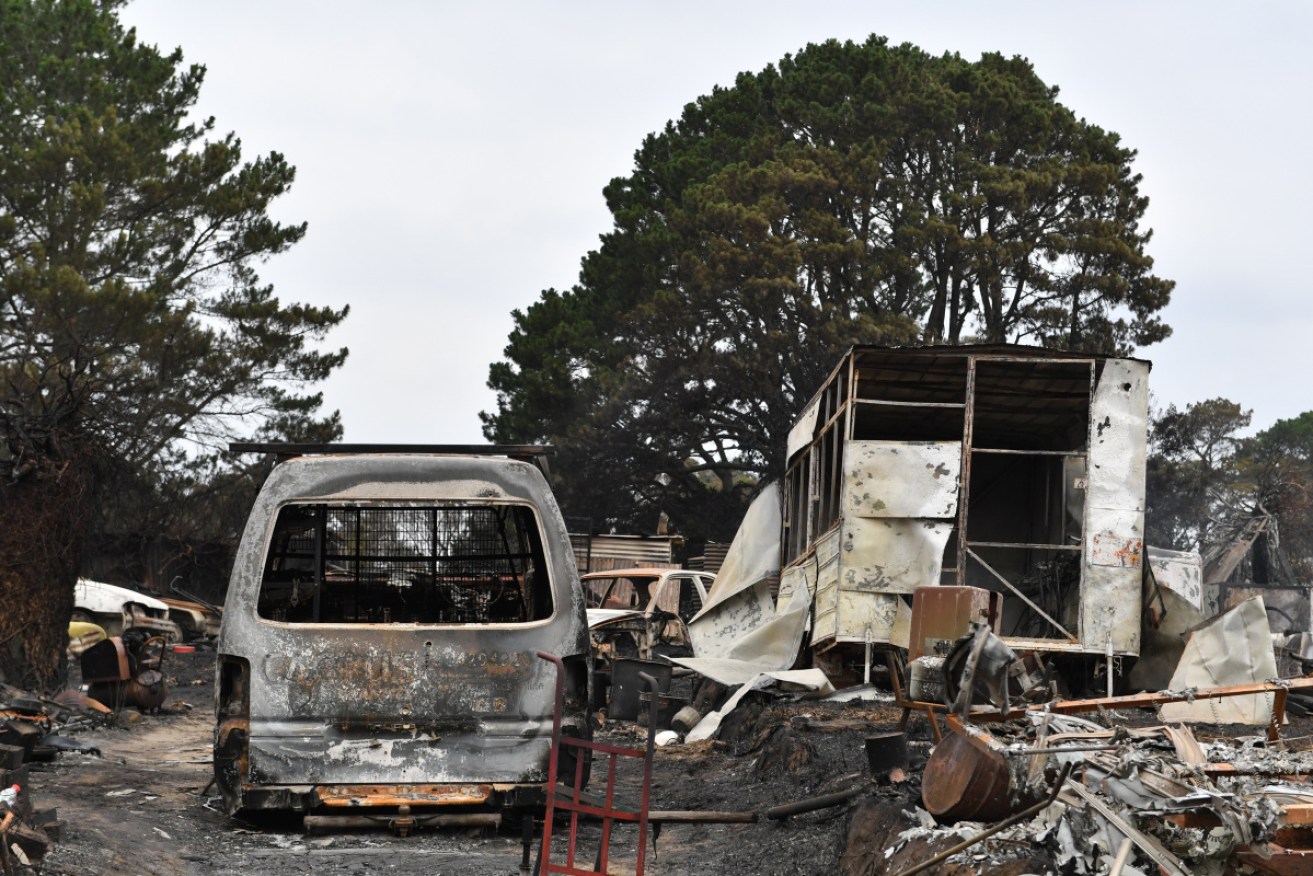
xmin=876 ymin=711 xmax=1313 ymax=875
xmin=0 ymin=683 xmax=112 ymax=871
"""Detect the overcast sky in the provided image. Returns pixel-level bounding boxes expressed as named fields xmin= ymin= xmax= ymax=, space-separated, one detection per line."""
xmin=122 ymin=1 xmax=1312 ymax=444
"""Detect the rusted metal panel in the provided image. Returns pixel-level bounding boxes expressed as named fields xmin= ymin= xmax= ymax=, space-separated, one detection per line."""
xmin=908 ymin=586 xmax=1001 ymax=661
xmin=842 ymin=441 xmax=960 ymax=519
xmin=1088 ymin=511 xmax=1145 ymax=568
xmin=314 ymin=784 xmax=492 ymax=807
xmin=579 ymin=534 xmax=679 ymax=567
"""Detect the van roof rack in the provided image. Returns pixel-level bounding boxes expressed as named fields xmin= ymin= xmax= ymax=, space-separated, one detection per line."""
xmin=228 ymin=443 xmax=553 ymax=475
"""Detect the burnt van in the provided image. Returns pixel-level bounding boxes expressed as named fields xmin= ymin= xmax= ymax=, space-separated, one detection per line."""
xmin=214 ymin=445 xmax=591 ymax=820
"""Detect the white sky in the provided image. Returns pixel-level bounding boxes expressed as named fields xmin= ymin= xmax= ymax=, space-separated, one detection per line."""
xmin=123 ymin=1 xmax=1313 ymax=443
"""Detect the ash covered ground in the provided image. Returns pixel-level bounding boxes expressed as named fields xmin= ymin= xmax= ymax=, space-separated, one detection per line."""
xmin=28 ymin=647 xmax=1313 ymax=876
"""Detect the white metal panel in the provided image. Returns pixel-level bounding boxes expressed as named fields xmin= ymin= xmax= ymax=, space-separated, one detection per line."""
xmin=838 ymin=518 xmax=953 ymax=595
xmin=1080 ymin=358 xmax=1150 ymax=656
xmin=1085 ymin=359 xmax=1149 ymax=513
xmin=786 ymin=395 xmax=822 ymax=461
xmin=842 ymin=441 xmax=961 ymax=519
xmin=1147 ymin=546 xmax=1204 ymax=609
xmin=776 ymin=563 xmax=810 ymax=614
xmin=1080 ymin=564 xmax=1142 ymax=655
xmin=803 ymin=527 xmax=843 ymax=644
xmin=834 ymin=591 xmax=909 ymax=646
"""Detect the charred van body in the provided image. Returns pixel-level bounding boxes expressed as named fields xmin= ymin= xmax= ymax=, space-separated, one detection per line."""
xmin=214 ymin=446 xmax=591 ymax=817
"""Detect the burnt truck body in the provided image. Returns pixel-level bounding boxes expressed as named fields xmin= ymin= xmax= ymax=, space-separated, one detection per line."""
xmin=214 ymin=446 xmax=591 ymax=816
xmin=780 ymin=346 xmax=1150 ymax=675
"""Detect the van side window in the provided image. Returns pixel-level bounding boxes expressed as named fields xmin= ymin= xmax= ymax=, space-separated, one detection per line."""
xmin=257 ymin=502 xmax=553 ymax=624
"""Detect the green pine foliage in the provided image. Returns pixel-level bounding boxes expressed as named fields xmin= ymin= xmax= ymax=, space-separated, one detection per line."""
xmin=484 ymin=36 xmax=1173 ymax=540
xmin=0 ymin=0 xmax=347 ymax=687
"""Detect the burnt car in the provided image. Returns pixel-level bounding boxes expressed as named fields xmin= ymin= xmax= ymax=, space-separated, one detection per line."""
xmin=161 ymin=597 xmax=222 ymax=641
xmin=72 ymin=578 xmax=183 ymax=643
xmin=214 ymin=445 xmax=591 ymax=822
xmin=581 ymin=568 xmax=714 ymax=668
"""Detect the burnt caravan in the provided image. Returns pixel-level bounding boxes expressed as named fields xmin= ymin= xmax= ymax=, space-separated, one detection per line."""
xmin=780 ymin=346 xmax=1150 ymax=678
xmin=214 ymin=446 xmax=590 ymax=820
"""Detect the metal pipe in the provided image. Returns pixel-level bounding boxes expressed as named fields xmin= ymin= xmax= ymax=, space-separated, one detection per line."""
xmin=888 ymin=762 xmax=1073 ymax=876
xmin=303 ymin=812 xmax=500 ymax=833
xmin=1106 ymin=641 xmax=1115 ymax=699
xmin=1005 ymin=745 xmax=1119 ymax=756
xmin=648 ymin=810 xmax=758 ymax=824
xmin=863 ymin=626 xmax=872 ymax=686
xmin=762 ymin=784 xmax=868 ymax=821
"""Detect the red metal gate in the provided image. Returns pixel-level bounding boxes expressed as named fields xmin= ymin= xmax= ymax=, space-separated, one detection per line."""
xmin=536 ymin=650 xmax=658 ymax=876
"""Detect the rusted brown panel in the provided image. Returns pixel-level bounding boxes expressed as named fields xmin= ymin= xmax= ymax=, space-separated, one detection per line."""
xmin=1234 ymin=845 xmax=1313 ymax=876
xmin=907 ymin=586 xmax=1001 ymax=661
xmin=1088 ymin=532 xmax=1144 ymax=568
xmin=314 ymin=784 xmax=492 ymax=808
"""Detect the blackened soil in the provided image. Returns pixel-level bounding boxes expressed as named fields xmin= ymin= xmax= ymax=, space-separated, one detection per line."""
xmin=30 ymin=649 xmax=1313 ymax=876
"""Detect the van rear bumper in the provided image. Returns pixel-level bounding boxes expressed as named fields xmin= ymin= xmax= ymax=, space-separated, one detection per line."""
xmin=245 ymin=723 xmax=557 ymax=786
xmin=235 ymin=781 xmax=547 ymax=813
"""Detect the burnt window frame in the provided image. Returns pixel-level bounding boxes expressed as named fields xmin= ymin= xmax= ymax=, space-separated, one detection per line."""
xmin=254 ymin=499 xmax=557 ymax=627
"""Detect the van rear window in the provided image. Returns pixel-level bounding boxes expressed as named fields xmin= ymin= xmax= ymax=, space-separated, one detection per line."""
xmin=257 ymin=502 xmax=553 ymax=624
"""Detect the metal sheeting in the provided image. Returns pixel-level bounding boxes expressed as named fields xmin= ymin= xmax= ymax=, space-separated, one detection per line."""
xmin=839 ymin=519 xmax=953 ymax=594
xmin=803 ymin=440 xmax=958 ymax=650
xmin=810 ymin=526 xmax=842 ymax=644
xmin=1085 ymin=358 xmax=1149 ymax=514
xmin=785 ymin=395 xmax=822 ymax=461
xmin=687 ymin=484 xmax=783 ymax=659
xmin=694 ymin=483 xmax=782 ymax=619
xmin=828 ymin=592 xmax=914 ymax=648
xmin=1160 ymin=596 xmax=1278 ymax=725
xmin=1080 ymin=359 xmax=1149 ymax=655
xmin=580 ymin=534 xmax=678 ymax=567
xmin=842 ymin=441 xmax=960 ymax=519
xmin=1147 ymin=546 xmax=1204 ymax=609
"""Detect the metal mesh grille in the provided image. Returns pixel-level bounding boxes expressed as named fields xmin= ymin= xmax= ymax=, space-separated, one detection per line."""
xmin=258 ymin=503 xmax=551 ymax=624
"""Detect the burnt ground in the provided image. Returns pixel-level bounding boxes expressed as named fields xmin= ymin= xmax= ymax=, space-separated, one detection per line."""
xmin=28 ymin=648 xmax=1313 ymax=875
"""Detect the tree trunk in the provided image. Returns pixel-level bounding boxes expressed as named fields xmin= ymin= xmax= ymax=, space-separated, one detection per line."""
xmin=0 ymin=453 xmax=95 ymax=692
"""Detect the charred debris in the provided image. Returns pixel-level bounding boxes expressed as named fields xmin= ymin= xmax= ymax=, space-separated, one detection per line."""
xmin=10 ymin=345 xmax=1313 ymax=876
xmin=0 ymin=678 xmax=117 ymax=871
xmin=0 ymin=595 xmax=208 ymax=870
xmin=583 ymin=345 xmax=1313 ymax=875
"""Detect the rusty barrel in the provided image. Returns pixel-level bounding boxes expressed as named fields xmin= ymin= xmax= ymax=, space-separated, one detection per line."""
xmin=921 ymin=727 xmax=1025 ymax=823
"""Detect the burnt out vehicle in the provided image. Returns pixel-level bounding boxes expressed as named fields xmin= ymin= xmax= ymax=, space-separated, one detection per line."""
xmin=582 ymin=568 xmax=713 ymax=668
xmin=214 ymin=445 xmax=591 ymax=822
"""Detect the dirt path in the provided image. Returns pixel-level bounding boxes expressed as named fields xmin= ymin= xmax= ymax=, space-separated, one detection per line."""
xmin=35 ymin=706 xmax=531 ymax=876
xmin=29 ymin=650 xmax=905 ymax=875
